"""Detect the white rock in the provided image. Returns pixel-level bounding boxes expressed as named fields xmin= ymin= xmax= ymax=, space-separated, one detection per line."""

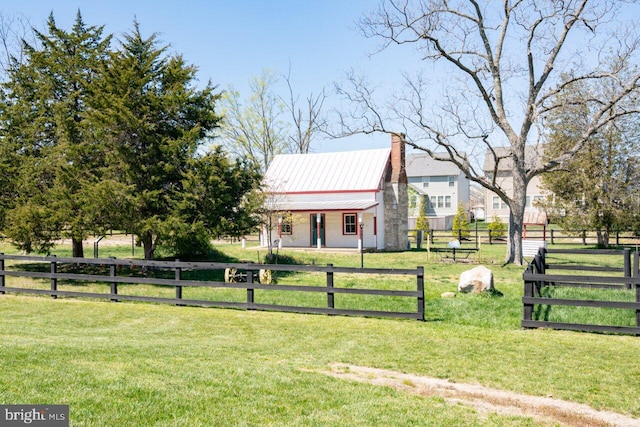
xmin=458 ymin=266 xmax=494 ymax=294
xmin=441 ymin=292 xmax=457 ymax=298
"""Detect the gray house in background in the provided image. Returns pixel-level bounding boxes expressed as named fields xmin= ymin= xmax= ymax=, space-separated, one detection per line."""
xmin=406 ymin=153 xmax=470 ymax=230
xmin=482 ymin=146 xmax=547 ymax=223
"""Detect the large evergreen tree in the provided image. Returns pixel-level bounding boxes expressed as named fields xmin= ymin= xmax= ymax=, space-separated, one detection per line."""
xmin=97 ymin=22 xmax=225 ymax=260
xmin=1 ymin=15 xmax=261 ymax=258
xmin=1 ymin=12 xmax=112 ymax=256
xmin=172 ymin=147 xmax=262 ymax=256
xmin=540 ymin=78 xmax=640 ymax=247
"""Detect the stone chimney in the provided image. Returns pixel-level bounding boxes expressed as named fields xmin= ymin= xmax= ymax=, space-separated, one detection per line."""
xmin=384 ymin=133 xmax=409 ymax=250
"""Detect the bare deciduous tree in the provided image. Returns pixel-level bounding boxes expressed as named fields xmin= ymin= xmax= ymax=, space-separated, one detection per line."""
xmin=0 ymin=12 xmax=36 ymax=78
xmin=336 ymin=0 xmax=640 ymax=264
xmin=218 ymin=69 xmax=289 ymax=174
xmin=218 ymin=66 xmax=328 ymax=173
xmin=283 ymin=65 xmax=328 ymax=154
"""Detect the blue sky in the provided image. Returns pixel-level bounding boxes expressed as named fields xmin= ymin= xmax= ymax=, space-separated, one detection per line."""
xmin=2 ymin=0 xmax=414 ymax=152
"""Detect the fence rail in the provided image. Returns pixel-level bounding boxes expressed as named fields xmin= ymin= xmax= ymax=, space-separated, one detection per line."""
xmin=410 ymin=228 xmax=640 ymax=248
xmin=522 ymin=247 xmax=640 ymax=335
xmin=0 ymin=253 xmax=425 ymax=321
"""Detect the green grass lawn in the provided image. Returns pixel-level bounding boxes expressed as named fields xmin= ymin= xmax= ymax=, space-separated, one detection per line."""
xmin=1 ymin=240 xmax=640 ymax=426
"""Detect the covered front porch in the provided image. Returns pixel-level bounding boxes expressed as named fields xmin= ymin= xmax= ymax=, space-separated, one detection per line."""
xmin=262 ymin=200 xmax=382 ymax=250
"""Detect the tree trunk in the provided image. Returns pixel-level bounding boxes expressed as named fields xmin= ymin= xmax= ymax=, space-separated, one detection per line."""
xmin=141 ymin=231 xmax=156 ymax=260
xmin=505 ymin=174 xmax=527 ymax=266
xmin=597 ymin=229 xmax=610 ymax=248
xmin=72 ymin=238 xmax=84 ymax=258
xmin=507 ymin=210 xmax=524 ymax=266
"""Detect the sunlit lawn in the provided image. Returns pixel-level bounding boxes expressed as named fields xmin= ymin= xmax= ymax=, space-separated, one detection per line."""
xmin=1 ymin=238 xmax=640 ymax=426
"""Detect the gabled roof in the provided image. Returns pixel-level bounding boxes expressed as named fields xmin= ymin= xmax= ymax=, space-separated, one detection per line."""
xmin=483 ymin=146 xmax=545 ymax=172
xmin=265 ymin=148 xmax=391 ymax=193
xmin=406 ymin=153 xmax=463 ymax=177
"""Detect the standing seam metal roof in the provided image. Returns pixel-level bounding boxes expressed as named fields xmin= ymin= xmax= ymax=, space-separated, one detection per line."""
xmin=265 ymin=148 xmax=391 ymax=193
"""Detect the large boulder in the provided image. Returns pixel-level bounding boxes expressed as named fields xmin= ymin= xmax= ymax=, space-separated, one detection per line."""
xmin=458 ymin=266 xmax=494 ymax=294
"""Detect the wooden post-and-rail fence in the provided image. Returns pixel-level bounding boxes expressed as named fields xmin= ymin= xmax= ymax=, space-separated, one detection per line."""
xmin=0 ymin=253 xmax=425 ymax=321
xmin=522 ymin=247 xmax=640 ymax=336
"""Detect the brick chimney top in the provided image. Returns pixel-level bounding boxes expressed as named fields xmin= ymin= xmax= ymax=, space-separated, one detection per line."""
xmin=390 ymin=133 xmax=407 ymax=184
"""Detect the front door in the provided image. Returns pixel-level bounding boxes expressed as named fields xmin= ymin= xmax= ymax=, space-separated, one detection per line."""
xmin=311 ymin=214 xmax=325 ymax=247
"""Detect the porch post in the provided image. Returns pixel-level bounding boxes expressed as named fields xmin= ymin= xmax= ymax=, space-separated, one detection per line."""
xmin=316 ymin=213 xmax=322 ymax=249
xmin=358 ymin=212 xmax=363 ymax=251
xmin=373 ymin=215 xmax=378 ymax=249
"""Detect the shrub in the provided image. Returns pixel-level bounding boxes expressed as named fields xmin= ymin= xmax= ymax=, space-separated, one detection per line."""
xmin=415 ymin=195 xmax=430 ymax=233
xmin=452 ymin=203 xmax=470 ymax=238
xmin=160 ymin=221 xmax=213 ymax=260
xmin=488 ymin=214 xmax=507 ymax=239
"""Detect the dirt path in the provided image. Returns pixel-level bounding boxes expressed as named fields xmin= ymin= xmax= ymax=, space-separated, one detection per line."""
xmin=318 ymin=364 xmax=639 ymax=427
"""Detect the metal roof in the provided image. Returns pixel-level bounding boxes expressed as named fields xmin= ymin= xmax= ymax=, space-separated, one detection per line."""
xmin=265 ymin=148 xmax=391 ymax=193
xmin=272 ymin=200 xmax=379 ymax=212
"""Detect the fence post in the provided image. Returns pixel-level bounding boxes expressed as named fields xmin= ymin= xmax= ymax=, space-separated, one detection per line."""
xmin=582 ymin=230 xmax=587 ymax=245
xmin=489 ymin=229 xmax=493 ymax=245
xmin=550 ymin=229 xmax=555 ymax=245
xmin=109 ymin=258 xmax=118 ymax=302
xmin=429 ymin=230 xmax=434 ymax=244
xmin=0 ymin=253 xmax=5 ymax=295
xmin=616 ymin=231 xmax=620 ymax=246
xmin=417 ymin=266 xmax=425 ymax=321
xmin=175 ymin=259 xmax=184 ymax=306
xmin=624 ymin=249 xmax=631 ymax=290
xmin=326 ymin=263 xmax=334 ymax=312
xmin=50 ymin=255 xmax=57 ymax=299
xmin=635 ymin=251 xmax=640 ymax=335
xmin=246 ymin=264 xmax=255 ymax=309
xmin=540 ymin=247 xmax=547 ymax=292
xmin=637 ymin=282 xmax=640 ymax=337
xmin=523 ymin=264 xmax=534 ymax=327
xmin=533 ymin=251 xmax=544 ymax=297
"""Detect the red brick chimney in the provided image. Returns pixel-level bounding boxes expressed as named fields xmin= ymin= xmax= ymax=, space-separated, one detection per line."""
xmin=390 ymin=133 xmax=407 ymax=184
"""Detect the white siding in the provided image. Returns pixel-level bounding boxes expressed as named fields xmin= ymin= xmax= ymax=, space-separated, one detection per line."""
xmin=408 ymin=172 xmax=471 ymax=219
xmin=267 ymin=210 xmax=382 ymax=249
xmin=279 ymin=214 xmax=310 ymax=247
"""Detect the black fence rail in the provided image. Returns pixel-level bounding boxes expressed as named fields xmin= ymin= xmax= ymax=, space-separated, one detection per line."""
xmin=522 ymin=248 xmax=640 ymax=335
xmin=0 ymin=253 xmax=425 ymax=321
xmin=410 ymin=228 xmax=640 ymax=248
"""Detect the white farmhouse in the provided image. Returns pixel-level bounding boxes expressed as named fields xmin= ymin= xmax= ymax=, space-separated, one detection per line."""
xmin=262 ymin=134 xmax=408 ymax=250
